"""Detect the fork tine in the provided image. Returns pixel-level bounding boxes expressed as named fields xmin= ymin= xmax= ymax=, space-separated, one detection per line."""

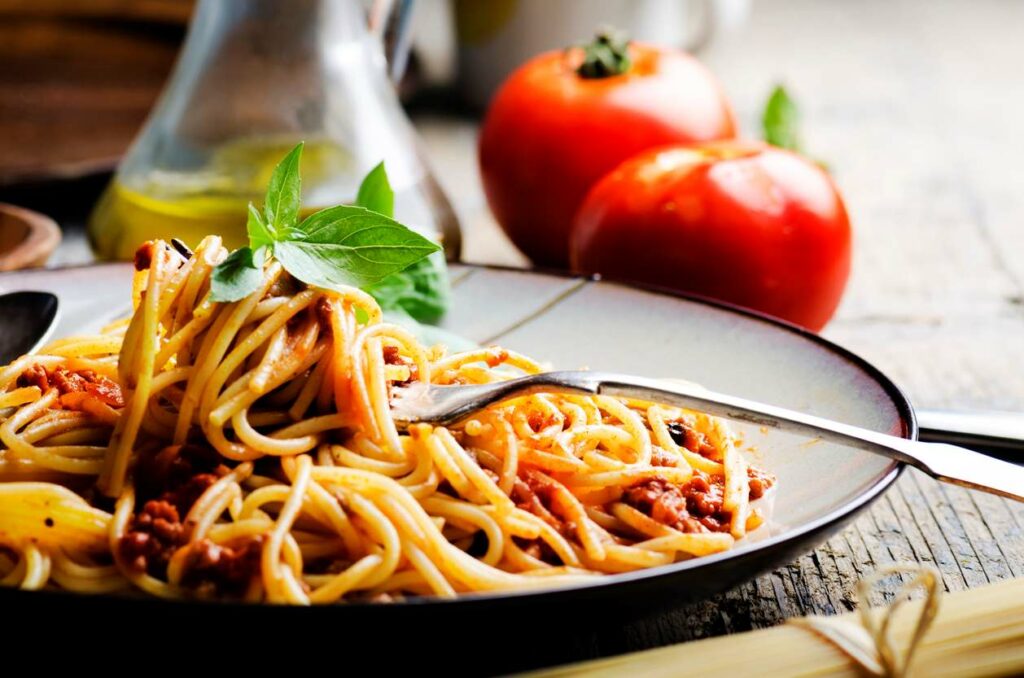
xmin=390 ymin=373 xmax=603 ymax=429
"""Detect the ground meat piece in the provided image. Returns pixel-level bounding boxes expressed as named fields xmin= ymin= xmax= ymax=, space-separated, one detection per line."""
xmin=50 ymin=368 xmax=88 ymax=394
xmin=748 ymin=465 xmax=775 ymax=500
xmin=624 ymin=471 xmax=733 ymax=533
xmin=666 ymin=420 xmax=719 ymax=460
xmin=513 ymin=470 xmax=576 ymax=540
xmin=181 ymin=536 xmax=264 ymax=596
xmin=624 ymin=478 xmax=704 ymax=533
xmin=57 ymin=368 xmax=124 ymax=407
xmin=18 ymin=365 xmax=125 ymax=408
xmin=162 ymin=473 xmax=221 ymax=517
xmin=16 ymin=364 xmax=49 ymax=390
xmin=133 ymin=443 xmax=227 ymax=506
xmin=119 ymin=500 xmax=187 ymax=577
xmin=382 ymin=345 xmax=402 ymax=365
xmin=685 ymin=472 xmax=725 ymax=529
xmin=527 ymin=410 xmax=558 ymax=432
xmin=120 ymin=444 xmax=233 ymax=577
xmin=134 ymin=242 xmax=154 ymax=271
xmin=84 ymin=377 xmax=124 ymax=408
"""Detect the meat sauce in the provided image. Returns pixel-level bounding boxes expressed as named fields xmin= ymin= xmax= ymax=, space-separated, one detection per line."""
xmin=18 ymin=365 xmax=125 ymax=409
xmin=513 ymin=469 xmax=577 ymax=541
xmin=133 ymin=242 xmax=154 ymax=271
xmin=119 ymin=444 xmax=241 ymax=587
xmin=666 ymin=420 xmax=719 ymax=460
xmin=509 ymin=469 xmax=578 ymax=564
xmin=181 ymin=536 xmax=265 ymax=596
xmin=624 ymin=467 xmax=775 ymax=534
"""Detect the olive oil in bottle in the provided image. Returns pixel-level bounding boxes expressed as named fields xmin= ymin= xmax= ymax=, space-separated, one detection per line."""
xmin=88 ymin=136 xmax=459 ymax=260
xmin=88 ymin=184 xmax=251 ymax=260
xmin=87 ymin=138 xmax=353 ymax=260
xmin=87 ymin=0 xmax=460 ymax=262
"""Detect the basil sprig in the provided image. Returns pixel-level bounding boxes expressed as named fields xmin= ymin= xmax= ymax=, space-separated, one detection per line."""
xmin=209 ymin=143 xmax=442 ymax=306
xmin=210 ymin=245 xmax=266 ymax=302
xmin=354 ymin=162 xmax=451 ymax=323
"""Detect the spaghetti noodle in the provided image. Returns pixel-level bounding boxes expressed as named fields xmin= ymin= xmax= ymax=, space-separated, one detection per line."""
xmin=0 ymin=237 xmax=773 ymax=603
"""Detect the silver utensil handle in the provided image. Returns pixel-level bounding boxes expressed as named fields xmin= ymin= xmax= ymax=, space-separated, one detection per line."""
xmin=573 ymin=372 xmax=1024 ymax=502
xmin=917 ymin=409 xmax=1024 ymax=460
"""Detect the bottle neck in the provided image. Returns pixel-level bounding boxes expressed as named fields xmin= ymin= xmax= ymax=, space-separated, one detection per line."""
xmin=190 ymin=0 xmax=372 ymax=50
xmin=129 ymin=0 xmax=384 ymax=159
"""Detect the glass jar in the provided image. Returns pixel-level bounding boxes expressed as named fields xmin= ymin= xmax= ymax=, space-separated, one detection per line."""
xmin=88 ymin=0 xmax=459 ymax=260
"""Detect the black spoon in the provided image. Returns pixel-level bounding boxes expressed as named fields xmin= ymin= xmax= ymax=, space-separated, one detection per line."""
xmin=0 ymin=291 xmax=59 ymax=365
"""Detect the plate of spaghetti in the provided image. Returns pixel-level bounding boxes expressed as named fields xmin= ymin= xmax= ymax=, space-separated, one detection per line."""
xmin=1 ymin=233 xmax=788 ymax=599
xmin=0 ymin=245 xmax=912 ymax=668
xmin=0 ymin=130 xmax=916 ymax=662
xmin=0 ymin=246 xmax=913 ymax=598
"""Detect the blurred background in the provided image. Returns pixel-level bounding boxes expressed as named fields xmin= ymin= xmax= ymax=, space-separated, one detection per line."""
xmin=1 ymin=0 xmax=1023 ymax=406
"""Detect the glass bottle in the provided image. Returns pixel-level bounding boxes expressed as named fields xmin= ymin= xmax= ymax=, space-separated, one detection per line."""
xmin=88 ymin=0 xmax=459 ymax=261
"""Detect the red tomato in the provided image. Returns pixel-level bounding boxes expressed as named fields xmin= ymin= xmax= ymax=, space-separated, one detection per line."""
xmin=479 ymin=41 xmax=736 ymax=267
xmin=570 ymin=141 xmax=852 ymax=331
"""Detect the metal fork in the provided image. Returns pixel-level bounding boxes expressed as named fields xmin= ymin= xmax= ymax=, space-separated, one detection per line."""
xmin=390 ymin=370 xmax=1024 ymax=501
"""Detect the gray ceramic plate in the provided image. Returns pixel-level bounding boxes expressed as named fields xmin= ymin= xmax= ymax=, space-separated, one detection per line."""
xmin=0 ymin=263 xmax=913 ymax=671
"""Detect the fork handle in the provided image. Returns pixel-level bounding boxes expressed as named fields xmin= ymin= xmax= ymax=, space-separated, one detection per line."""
xmin=541 ymin=371 xmax=1024 ymax=502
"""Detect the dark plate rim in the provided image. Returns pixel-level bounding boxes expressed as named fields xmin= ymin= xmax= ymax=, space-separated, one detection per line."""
xmin=0 ymin=261 xmax=915 ymax=609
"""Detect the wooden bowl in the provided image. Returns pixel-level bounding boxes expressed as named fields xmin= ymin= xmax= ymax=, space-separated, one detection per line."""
xmin=0 ymin=203 xmax=61 ymax=271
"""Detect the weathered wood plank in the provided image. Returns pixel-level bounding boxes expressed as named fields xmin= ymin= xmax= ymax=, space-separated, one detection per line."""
xmin=897 ymin=470 xmax=973 ymax=592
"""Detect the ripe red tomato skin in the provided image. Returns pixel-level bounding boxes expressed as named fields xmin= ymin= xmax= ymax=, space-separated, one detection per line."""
xmin=569 ymin=141 xmax=852 ymax=332
xmin=479 ymin=43 xmax=736 ymax=268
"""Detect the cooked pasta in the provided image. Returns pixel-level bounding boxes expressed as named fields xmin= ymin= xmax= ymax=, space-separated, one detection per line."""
xmin=0 ymin=237 xmax=773 ymax=603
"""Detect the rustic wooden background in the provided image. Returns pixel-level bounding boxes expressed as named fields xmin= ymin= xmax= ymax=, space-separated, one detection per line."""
xmin=30 ymin=0 xmax=1024 ymax=663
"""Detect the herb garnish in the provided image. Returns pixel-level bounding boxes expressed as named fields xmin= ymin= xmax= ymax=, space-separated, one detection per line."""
xmin=354 ymin=162 xmax=451 ymax=324
xmin=209 ymin=143 xmax=443 ymax=310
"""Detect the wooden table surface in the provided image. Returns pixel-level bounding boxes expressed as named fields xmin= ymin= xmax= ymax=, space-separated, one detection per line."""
xmin=37 ymin=0 xmax=1024 ymax=666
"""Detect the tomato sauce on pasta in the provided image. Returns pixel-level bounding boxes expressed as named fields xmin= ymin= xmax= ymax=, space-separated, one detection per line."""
xmin=0 ymin=237 xmax=773 ymax=602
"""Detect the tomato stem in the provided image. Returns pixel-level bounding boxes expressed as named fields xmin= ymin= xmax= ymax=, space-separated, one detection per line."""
xmin=576 ymin=28 xmax=632 ymax=79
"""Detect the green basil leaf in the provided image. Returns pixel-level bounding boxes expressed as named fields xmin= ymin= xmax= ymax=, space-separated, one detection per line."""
xmin=275 ymin=205 xmax=441 ymax=291
xmin=366 ymin=251 xmax=450 ymax=323
xmin=354 ymin=161 xmax=449 ymax=321
xmin=355 ymin=161 xmax=394 ymax=218
xmin=762 ymin=85 xmax=801 ymax=152
xmin=263 ymin=142 xmax=303 ymax=231
xmin=247 ymin=202 xmax=275 ymax=250
xmin=210 ymin=246 xmax=265 ymax=303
